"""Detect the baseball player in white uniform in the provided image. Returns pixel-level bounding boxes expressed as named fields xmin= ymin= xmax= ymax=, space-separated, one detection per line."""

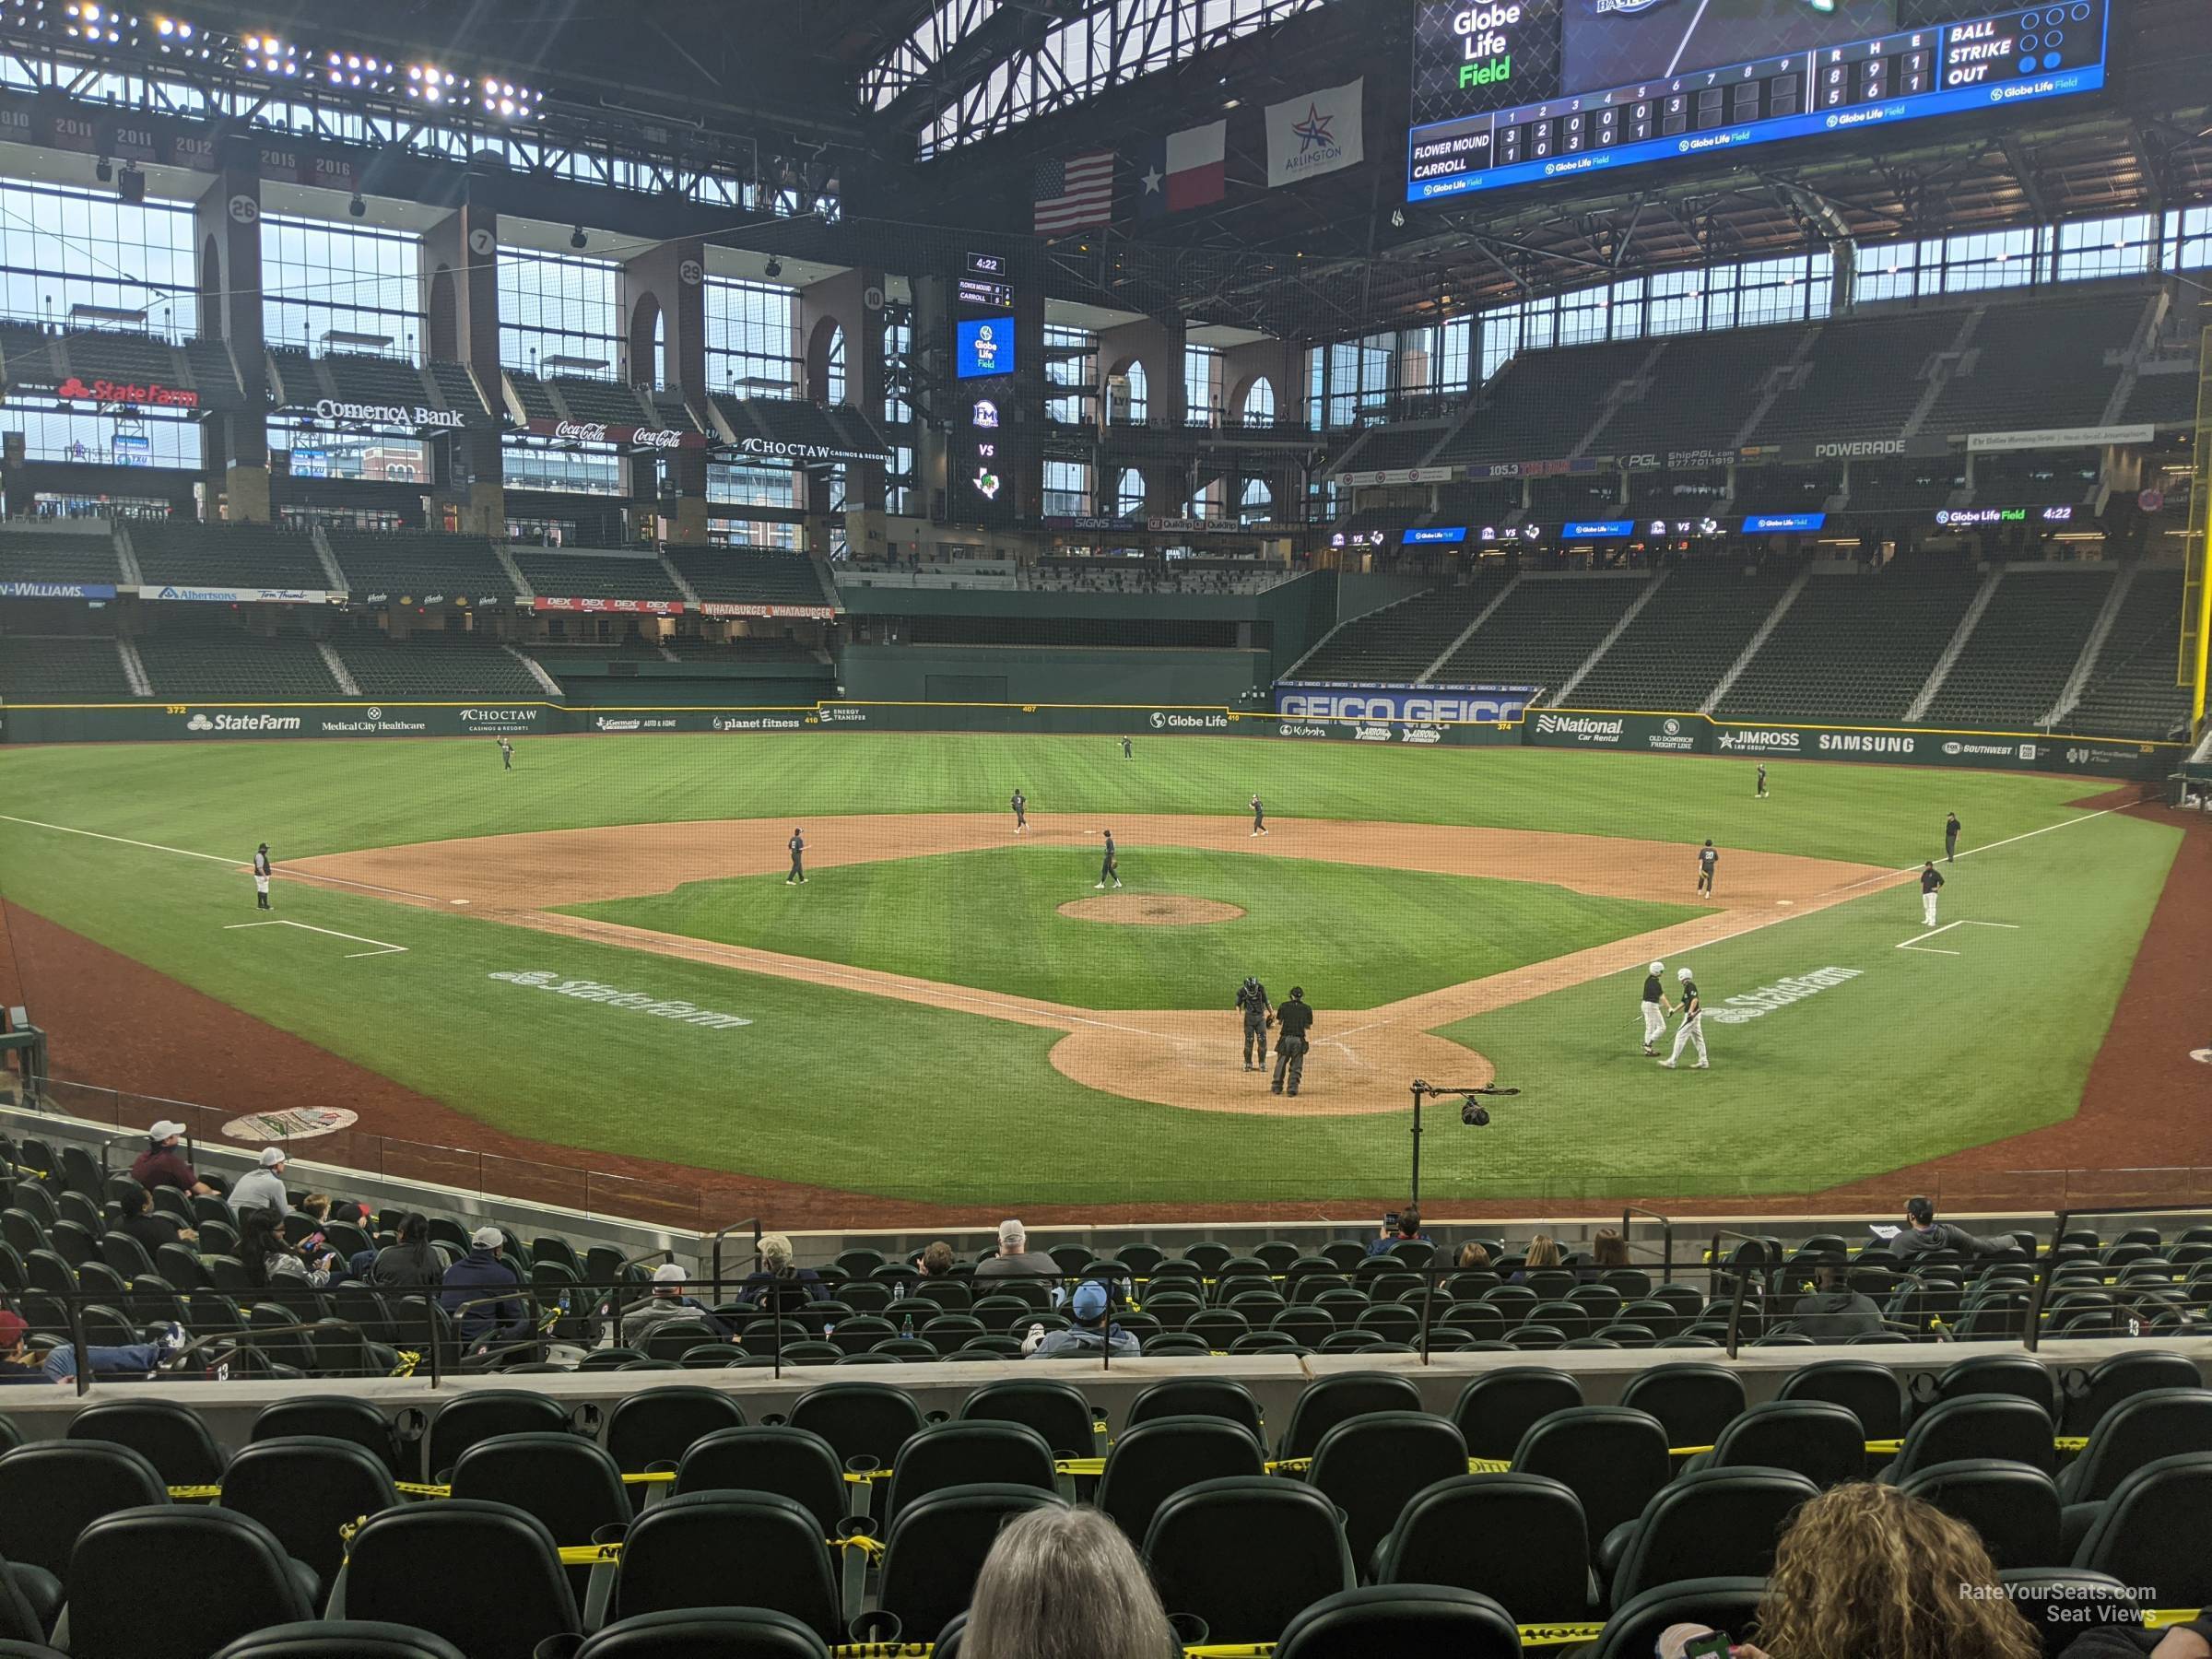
xmin=1658 ymin=967 xmax=1708 ymax=1069
xmin=1639 ymin=960 xmax=1672 ymax=1055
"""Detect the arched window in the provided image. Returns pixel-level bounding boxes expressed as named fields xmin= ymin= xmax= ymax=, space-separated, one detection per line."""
xmin=1241 ymin=377 xmax=1276 ymax=428
xmin=1240 ymin=478 xmax=1272 ymax=524
xmin=1115 ymin=467 xmax=1146 ymax=517
xmin=1121 ymin=359 xmax=1148 ymax=423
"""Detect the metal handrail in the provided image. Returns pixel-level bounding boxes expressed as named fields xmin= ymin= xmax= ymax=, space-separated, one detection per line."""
xmin=707 ymin=1217 xmax=762 ymax=1292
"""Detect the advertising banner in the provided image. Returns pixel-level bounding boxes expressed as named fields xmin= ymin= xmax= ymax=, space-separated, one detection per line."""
xmin=525 ymin=417 xmax=701 ymax=452
xmin=1274 ymin=682 xmax=1539 ymax=724
xmin=139 ymin=584 xmax=335 ymax=604
xmin=697 ymin=602 xmax=836 ymax=621
xmin=1964 ymin=425 xmax=2152 ymax=454
xmin=1335 ymin=465 xmax=1457 ymax=487
xmin=532 ymin=596 xmax=686 ymax=615
xmin=0 ymin=580 xmax=116 ymax=599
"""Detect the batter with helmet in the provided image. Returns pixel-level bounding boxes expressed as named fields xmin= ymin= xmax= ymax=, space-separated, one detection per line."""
xmin=1657 ymin=966 xmax=1708 ymax=1069
xmin=1639 ymin=959 xmax=1674 ymax=1056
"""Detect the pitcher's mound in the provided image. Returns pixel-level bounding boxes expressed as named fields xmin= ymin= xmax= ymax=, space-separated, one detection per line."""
xmin=1058 ymin=894 xmax=1245 ymax=926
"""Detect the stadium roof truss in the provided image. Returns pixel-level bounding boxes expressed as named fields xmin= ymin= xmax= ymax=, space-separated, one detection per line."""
xmin=864 ymin=0 xmax=1334 ymax=159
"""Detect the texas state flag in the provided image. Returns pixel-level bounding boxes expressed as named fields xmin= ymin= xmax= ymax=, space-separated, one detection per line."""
xmin=1136 ymin=119 xmax=1227 ymax=218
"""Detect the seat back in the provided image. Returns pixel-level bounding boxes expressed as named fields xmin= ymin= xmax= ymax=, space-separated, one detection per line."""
xmin=575 ymin=1607 xmax=831 ymax=1658
xmin=1926 ymin=1353 xmax=2059 ymax=1418
xmin=65 ymin=1399 xmax=227 ymax=1487
xmin=448 ymin=1433 xmax=631 ymax=1569
xmin=1589 ymin=1577 xmax=1767 ymax=1659
xmin=1619 ymin=1362 xmax=1747 ymax=1448
xmin=2061 ymin=1350 xmax=2202 ymax=1436
xmin=1307 ymin=1411 xmax=1469 ymax=1571
xmin=877 ymin=1484 xmax=1065 ymax=1644
xmin=1274 ymin=1584 xmax=1521 ymax=1659
xmin=605 ymin=1387 xmax=747 ymax=1473
xmin=1896 ymin=1458 xmax=2062 ymax=1571
xmin=1125 ymin=1378 xmax=1264 ymax=1441
xmin=2072 ymin=1452 xmax=2212 ymax=1607
xmin=1996 ymin=1571 xmax=2142 ymax=1657
xmin=2062 ymin=1388 xmax=2212 ymax=1504
xmin=424 ymin=1392 xmax=571 ymax=1480
xmin=209 ymin=1620 xmax=468 ymax=1659
xmin=1094 ymin=1417 xmax=1265 ymax=1547
xmin=220 ymin=1436 xmax=400 ymax=1595
xmin=1705 ymin=1400 xmax=1866 ymax=1488
xmin=1375 ymin=1472 xmax=1591 ymax=1626
xmin=786 ymin=1383 xmax=924 ymax=1473
xmin=341 ymin=1499 xmax=580 ymax=1659
xmin=1275 ymin=1372 xmax=1422 ymax=1459
xmin=1143 ymin=1476 xmax=1353 ymax=1645
xmin=958 ymin=1379 xmax=1098 ymax=1459
xmin=0 ymin=1441 xmax=170 ymax=1577
xmin=1512 ymin=1406 xmax=1672 ymax=1543
xmin=1609 ymin=1468 xmax=1819 ymax=1609
xmin=1453 ymin=1367 xmax=1583 ymax=1462
xmin=1889 ymin=1394 xmax=2055 ymax=1480
xmin=66 ymin=1506 xmax=315 ymax=1659
xmin=615 ymin=1491 xmax=840 ymax=1637
xmin=1779 ymin=1359 xmax=1904 ymax=1440
xmin=251 ymin=1396 xmax=402 ymax=1475
xmin=672 ymin=1427 xmax=850 ymax=1537
xmin=883 ymin=1421 xmax=1056 ymax=1524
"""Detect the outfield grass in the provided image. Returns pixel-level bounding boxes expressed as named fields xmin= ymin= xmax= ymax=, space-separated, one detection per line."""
xmin=561 ymin=846 xmax=1709 ymax=1010
xmin=0 ymin=734 xmax=2172 ymax=1204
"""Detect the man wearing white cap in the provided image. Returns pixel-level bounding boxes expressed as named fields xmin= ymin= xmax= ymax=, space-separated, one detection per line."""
xmin=129 ymin=1121 xmax=215 ymax=1196
xmin=1639 ymin=961 xmax=1674 ymax=1057
xmin=974 ymin=1218 xmax=1066 ymax=1304
xmin=1658 ymin=966 xmax=1709 ymax=1070
xmin=226 ymin=1147 xmax=292 ymax=1219
xmin=440 ymin=1224 xmax=531 ymax=1362
xmin=614 ymin=1263 xmax=735 ymax=1347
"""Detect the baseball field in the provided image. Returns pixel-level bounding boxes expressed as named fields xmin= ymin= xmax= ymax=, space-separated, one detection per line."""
xmin=0 ymin=729 xmax=2199 ymax=1223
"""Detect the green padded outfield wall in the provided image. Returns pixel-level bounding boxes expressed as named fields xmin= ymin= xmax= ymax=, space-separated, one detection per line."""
xmin=833 ymin=645 xmax=1272 ymax=708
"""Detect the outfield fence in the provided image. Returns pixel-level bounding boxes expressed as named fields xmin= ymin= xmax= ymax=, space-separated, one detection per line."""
xmin=0 ymin=694 xmax=2185 ymax=779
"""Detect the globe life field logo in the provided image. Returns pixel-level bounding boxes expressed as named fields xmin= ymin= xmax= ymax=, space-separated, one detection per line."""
xmin=1453 ymin=1 xmax=1522 ymax=91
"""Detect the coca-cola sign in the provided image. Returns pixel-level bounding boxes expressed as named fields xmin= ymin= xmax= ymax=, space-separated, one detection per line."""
xmin=537 ymin=418 xmax=696 ymax=451
xmin=53 ymin=374 xmax=199 ymax=410
xmin=554 ymin=419 xmax=612 ymax=443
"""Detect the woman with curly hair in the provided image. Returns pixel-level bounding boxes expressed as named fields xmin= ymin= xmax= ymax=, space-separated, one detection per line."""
xmin=1660 ymin=1483 xmax=2041 ymax=1659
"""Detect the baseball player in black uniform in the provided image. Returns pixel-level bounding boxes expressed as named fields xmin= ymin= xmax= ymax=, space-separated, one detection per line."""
xmin=1095 ymin=830 xmax=1121 ymax=889
xmin=1270 ymin=985 xmax=1313 ymax=1096
xmin=786 ymin=829 xmax=806 ymax=885
xmin=1696 ymin=839 xmax=1719 ymax=896
xmin=1250 ymin=794 xmax=1267 ymax=836
xmin=1639 ymin=959 xmax=1673 ymax=1055
xmin=1658 ymin=967 xmax=1707 ymax=1068
xmin=1921 ymin=860 xmax=1944 ymax=926
xmin=1121 ymin=735 xmax=1133 ymax=759
xmin=1236 ymin=975 xmax=1272 ymax=1070
xmin=498 ymin=736 xmax=513 ymax=771
xmin=1011 ymin=790 xmax=1027 ymax=834
xmin=253 ymin=842 xmax=273 ymax=911
xmin=1756 ymin=764 xmax=1768 ymax=799
xmin=1945 ymin=813 xmax=1960 ymax=862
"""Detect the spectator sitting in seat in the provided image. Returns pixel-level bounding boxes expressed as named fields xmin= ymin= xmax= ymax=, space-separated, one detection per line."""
xmin=734 ymin=1232 xmax=830 ymax=1307
xmin=1455 ymin=1241 xmax=1491 ymax=1270
xmin=226 ymin=1147 xmax=292 ymax=1220
xmin=297 ymin=1193 xmax=333 ymax=1226
xmin=129 ymin=1120 xmax=215 ymax=1197
xmin=1783 ymin=1258 xmax=1884 ymax=1342
xmin=118 ymin=1184 xmax=196 ymax=1253
xmin=356 ymin=1212 xmax=443 ymax=1288
xmin=1366 ymin=1205 xmax=1430 ymax=1257
xmin=441 ymin=1225 xmax=533 ymax=1362
xmin=1659 ymin=1483 xmax=2040 ymax=1659
xmin=963 ymin=1503 xmax=1175 ymax=1659
xmin=1580 ymin=1228 xmax=1631 ymax=1278
xmin=1893 ymin=1195 xmax=2018 ymax=1261
xmin=975 ymin=1218 xmax=1065 ymax=1300
xmin=0 ymin=1308 xmax=186 ymax=1386
xmin=241 ymin=1207 xmax=336 ymax=1290
xmin=617 ymin=1263 xmax=736 ymax=1344
xmin=1022 ymin=1279 xmax=1139 ymax=1360
xmin=912 ymin=1239 xmax=957 ymax=1278
xmin=1509 ymin=1234 xmax=1563 ymax=1282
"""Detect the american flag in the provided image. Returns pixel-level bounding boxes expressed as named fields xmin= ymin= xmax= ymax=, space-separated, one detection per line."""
xmin=1033 ymin=148 xmax=1116 ymax=234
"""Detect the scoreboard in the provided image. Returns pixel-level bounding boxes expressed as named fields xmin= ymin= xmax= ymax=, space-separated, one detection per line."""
xmin=1407 ymin=0 xmax=2108 ymax=200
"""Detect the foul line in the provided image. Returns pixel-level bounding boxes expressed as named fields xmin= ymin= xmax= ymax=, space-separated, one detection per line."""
xmin=224 ymin=920 xmax=408 ymax=959
xmin=0 ymin=814 xmax=448 ymax=904
xmin=1896 ymin=919 xmax=2021 ymax=957
xmin=1826 ymin=804 xmax=2131 ymax=895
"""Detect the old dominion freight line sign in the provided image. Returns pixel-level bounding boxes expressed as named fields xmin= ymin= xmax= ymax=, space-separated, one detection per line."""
xmin=0 ymin=697 xmax=2177 ymax=777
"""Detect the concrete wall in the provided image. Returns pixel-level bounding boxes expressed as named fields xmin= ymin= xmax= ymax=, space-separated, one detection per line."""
xmin=836 ymin=644 xmax=1268 ymax=707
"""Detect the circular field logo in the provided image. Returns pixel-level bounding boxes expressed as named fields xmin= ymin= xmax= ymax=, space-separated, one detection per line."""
xmin=221 ymin=1106 xmax=359 ymax=1144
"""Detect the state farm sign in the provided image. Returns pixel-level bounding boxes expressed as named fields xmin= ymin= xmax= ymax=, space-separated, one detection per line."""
xmin=53 ymin=374 xmax=198 ymax=409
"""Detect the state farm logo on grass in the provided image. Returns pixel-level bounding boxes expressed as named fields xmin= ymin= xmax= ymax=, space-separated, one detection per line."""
xmin=1701 ymin=967 xmax=1865 ymax=1025
xmin=488 ymin=971 xmax=753 ymax=1030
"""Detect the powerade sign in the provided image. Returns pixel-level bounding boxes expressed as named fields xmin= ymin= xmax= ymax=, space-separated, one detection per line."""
xmin=1275 ymin=682 xmax=1536 ymax=724
xmin=1402 ymin=525 xmax=1468 ymax=545
xmin=1561 ymin=520 xmax=1632 ymax=540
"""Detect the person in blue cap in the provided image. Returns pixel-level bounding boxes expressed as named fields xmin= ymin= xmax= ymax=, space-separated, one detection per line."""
xmin=1022 ymin=1277 xmax=1140 ymax=1359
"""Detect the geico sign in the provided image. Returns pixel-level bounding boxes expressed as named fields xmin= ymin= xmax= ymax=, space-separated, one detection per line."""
xmin=314 ymin=398 xmax=464 ymax=429
xmin=1277 ymin=693 xmax=1515 ymax=722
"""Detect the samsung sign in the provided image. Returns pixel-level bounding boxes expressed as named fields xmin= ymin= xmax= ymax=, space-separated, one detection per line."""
xmin=1275 ymin=682 xmax=1535 ymax=724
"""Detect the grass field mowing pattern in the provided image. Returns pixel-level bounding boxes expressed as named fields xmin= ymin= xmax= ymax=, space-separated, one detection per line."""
xmin=562 ymin=846 xmax=1711 ymax=1010
xmin=0 ymin=735 xmax=2174 ymax=1203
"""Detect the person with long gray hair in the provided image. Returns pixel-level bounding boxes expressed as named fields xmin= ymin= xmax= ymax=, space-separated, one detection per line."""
xmin=964 ymin=1506 xmax=1175 ymax=1659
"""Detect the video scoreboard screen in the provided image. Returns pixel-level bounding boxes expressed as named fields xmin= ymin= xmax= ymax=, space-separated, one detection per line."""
xmin=1407 ymin=0 xmax=2108 ymax=200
